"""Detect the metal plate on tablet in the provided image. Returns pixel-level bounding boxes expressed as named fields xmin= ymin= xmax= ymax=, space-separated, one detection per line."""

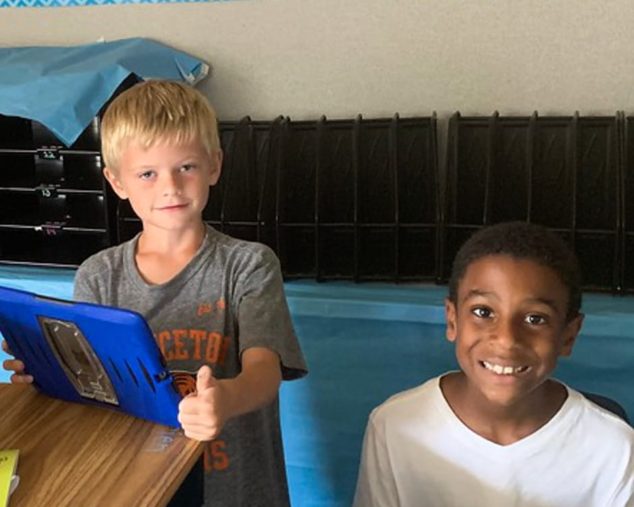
xmin=39 ymin=317 xmax=119 ymax=405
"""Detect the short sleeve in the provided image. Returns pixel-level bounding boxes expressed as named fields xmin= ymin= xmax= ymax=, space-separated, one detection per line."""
xmin=72 ymin=260 xmax=103 ymax=304
xmin=235 ymin=246 xmax=307 ymax=380
xmin=353 ymin=412 xmax=400 ymax=507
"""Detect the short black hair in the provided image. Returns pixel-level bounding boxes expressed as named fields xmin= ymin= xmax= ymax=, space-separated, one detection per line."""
xmin=448 ymin=221 xmax=582 ymax=319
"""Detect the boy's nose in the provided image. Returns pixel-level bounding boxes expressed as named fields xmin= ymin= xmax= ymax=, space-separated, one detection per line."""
xmin=491 ymin=319 xmax=522 ymax=348
xmin=161 ymin=172 xmax=183 ymax=196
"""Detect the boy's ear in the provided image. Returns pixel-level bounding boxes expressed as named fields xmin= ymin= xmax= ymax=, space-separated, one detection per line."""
xmin=445 ymin=298 xmax=458 ymax=343
xmin=103 ymin=167 xmax=128 ymax=200
xmin=208 ymin=150 xmax=223 ymax=186
xmin=559 ymin=312 xmax=584 ymax=357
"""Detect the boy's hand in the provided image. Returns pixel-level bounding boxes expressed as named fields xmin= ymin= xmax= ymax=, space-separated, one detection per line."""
xmin=178 ymin=365 xmax=231 ymax=441
xmin=1 ymin=339 xmax=33 ymax=384
xmin=177 ymin=348 xmax=281 ymax=441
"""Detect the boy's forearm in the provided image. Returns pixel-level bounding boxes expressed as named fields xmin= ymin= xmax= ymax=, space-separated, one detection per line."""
xmin=218 ymin=347 xmax=282 ymax=420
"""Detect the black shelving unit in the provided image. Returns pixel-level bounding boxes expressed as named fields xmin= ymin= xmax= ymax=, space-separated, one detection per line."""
xmin=0 ymin=76 xmax=138 ymax=268
xmin=443 ymin=112 xmax=621 ymax=292
xmin=0 ymin=116 xmax=115 ymax=267
xmin=621 ymin=113 xmax=634 ymax=293
xmin=6 ymin=105 xmax=632 ymax=291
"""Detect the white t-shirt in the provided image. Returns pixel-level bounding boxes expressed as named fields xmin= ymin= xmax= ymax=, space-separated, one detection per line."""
xmin=354 ymin=375 xmax=634 ymax=507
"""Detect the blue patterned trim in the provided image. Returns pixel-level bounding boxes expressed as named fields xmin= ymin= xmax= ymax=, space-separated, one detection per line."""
xmin=1 ymin=0 xmax=224 ymax=7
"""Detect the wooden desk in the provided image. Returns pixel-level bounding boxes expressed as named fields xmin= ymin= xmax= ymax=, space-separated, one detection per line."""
xmin=0 ymin=384 xmax=204 ymax=507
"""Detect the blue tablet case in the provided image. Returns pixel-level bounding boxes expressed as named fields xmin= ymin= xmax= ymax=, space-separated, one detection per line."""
xmin=0 ymin=285 xmax=180 ymax=427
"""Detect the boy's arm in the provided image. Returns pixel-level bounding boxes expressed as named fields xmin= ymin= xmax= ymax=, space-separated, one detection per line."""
xmin=178 ymin=347 xmax=281 ymax=441
xmin=178 ymin=244 xmax=305 ymax=441
xmin=219 ymin=347 xmax=282 ymax=417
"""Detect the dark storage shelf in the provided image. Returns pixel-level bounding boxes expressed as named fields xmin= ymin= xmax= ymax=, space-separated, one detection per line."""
xmin=443 ymin=111 xmax=621 ymax=292
xmin=0 ymin=193 xmax=107 ymax=228
xmin=0 ymin=188 xmax=103 ymax=195
xmin=0 ymin=229 xmax=110 ymax=267
xmin=0 ymin=152 xmax=103 ymax=191
xmin=0 ymin=77 xmax=137 ymax=267
xmin=5 ymin=105 xmax=634 ymax=291
xmin=0 ymin=224 xmax=106 ymax=233
xmin=0 ymin=116 xmax=101 ymax=151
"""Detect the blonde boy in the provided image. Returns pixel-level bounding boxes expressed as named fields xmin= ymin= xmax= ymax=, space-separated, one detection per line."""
xmin=4 ymin=80 xmax=307 ymax=507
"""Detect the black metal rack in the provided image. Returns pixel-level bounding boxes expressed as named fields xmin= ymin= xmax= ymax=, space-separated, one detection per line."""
xmin=443 ymin=112 xmax=621 ymax=292
xmin=0 ymin=115 xmax=113 ymax=268
xmin=0 ymin=76 xmax=138 ymax=268
xmin=5 ymin=104 xmax=634 ymax=292
xmin=621 ymin=113 xmax=634 ymax=293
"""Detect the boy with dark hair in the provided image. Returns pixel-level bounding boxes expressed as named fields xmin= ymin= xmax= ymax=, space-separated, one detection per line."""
xmin=3 ymin=80 xmax=307 ymax=507
xmin=354 ymin=221 xmax=634 ymax=507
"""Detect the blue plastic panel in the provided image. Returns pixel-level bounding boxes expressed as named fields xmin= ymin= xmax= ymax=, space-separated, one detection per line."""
xmin=0 ymin=285 xmax=180 ymax=427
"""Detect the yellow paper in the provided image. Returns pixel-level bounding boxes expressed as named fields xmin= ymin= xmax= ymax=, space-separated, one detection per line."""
xmin=0 ymin=450 xmax=19 ymax=507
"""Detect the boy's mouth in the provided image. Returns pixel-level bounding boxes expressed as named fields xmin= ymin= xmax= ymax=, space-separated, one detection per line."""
xmin=480 ymin=360 xmax=531 ymax=375
xmin=157 ymin=203 xmax=188 ymax=211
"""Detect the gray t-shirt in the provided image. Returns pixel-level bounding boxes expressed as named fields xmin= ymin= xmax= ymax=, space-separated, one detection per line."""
xmin=74 ymin=225 xmax=308 ymax=507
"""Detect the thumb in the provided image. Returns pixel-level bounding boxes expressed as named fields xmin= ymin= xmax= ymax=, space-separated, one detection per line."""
xmin=196 ymin=365 xmax=216 ymax=393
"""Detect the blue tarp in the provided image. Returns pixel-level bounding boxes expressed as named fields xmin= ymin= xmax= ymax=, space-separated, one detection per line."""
xmin=0 ymin=38 xmax=209 ymax=146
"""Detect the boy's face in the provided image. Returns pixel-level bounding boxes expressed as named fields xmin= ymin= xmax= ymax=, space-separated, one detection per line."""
xmin=445 ymin=254 xmax=583 ymax=409
xmin=103 ymin=138 xmax=221 ymax=234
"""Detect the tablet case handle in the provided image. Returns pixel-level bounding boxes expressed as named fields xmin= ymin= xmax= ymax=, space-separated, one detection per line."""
xmin=39 ymin=317 xmax=119 ymax=406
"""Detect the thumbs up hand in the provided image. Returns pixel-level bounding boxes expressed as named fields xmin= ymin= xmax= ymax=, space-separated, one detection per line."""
xmin=178 ymin=365 xmax=231 ymax=441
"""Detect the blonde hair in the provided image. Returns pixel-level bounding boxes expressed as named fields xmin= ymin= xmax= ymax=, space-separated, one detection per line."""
xmin=100 ymin=80 xmax=220 ymax=171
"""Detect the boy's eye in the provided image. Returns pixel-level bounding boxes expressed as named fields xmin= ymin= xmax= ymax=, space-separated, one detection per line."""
xmin=139 ymin=170 xmax=155 ymax=180
xmin=525 ymin=314 xmax=546 ymax=325
xmin=179 ymin=164 xmax=196 ymax=172
xmin=472 ymin=307 xmax=493 ymax=319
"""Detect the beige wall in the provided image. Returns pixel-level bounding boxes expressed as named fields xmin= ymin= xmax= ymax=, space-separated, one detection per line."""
xmin=2 ymin=0 xmax=634 ymax=120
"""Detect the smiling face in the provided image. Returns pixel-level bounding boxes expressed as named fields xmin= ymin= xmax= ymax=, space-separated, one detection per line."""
xmin=445 ymin=254 xmax=583 ymax=410
xmin=104 ymin=138 xmax=221 ymax=235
